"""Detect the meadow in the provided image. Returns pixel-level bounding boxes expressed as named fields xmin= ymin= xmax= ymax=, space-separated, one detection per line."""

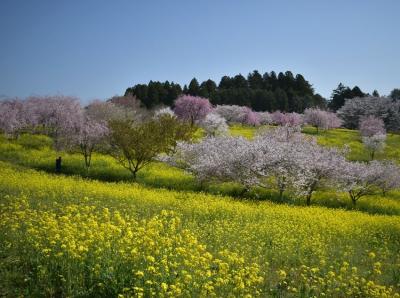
xmin=1 ymin=126 xmax=400 ymax=297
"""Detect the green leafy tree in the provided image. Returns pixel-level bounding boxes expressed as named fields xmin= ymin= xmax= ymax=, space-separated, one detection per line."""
xmin=108 ymin=115 xmax=194 ymax=180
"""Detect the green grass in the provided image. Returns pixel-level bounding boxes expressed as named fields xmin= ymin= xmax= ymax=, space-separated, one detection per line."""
xmin=1 ymin=127 xmax=400 ymax=296
xmin=1 ymin=129 xmax=400 ymax=216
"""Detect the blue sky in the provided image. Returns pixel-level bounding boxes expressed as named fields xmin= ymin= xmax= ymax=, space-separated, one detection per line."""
xmin=0 ymin=0 xmax=399 ymax=102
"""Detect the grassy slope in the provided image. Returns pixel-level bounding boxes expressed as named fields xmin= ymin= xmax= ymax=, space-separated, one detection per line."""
xmin=1 ymin=127 xmax=399 ymax=215
xmin=1 ymin=127 xmax=400 ymax=296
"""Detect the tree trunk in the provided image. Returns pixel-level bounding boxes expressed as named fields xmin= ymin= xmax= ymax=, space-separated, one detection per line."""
xmin=349 ymin=192 xmax=357 ymax=206
xmin=306 ymin=192 xmax=312 ymax=206
xmin=278 ymin=187 xmax=285 ymax=201
xmin=240 ymin=187 xmax=250 ymax=197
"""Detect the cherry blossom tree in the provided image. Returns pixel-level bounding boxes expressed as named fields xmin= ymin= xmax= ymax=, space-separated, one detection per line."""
xmin=292 ymin=143 xmax=346 ymax=205
xmin=0 ymin=99 xmax=26 ymax=138
xmin=371 ymin=160 xmax=400 ymax=196
xmin=271 ymin=111 xmax=303 ymax=127
xmin=243 ymin=108 xmax=260 ymax=126
xmin=108 ymin=94 xmax=146 ymax=121
xmin=257 ymin=112 xmax=272 ymax=125
xmin=214 ymin=105 xmax=261 ymax=126
xmin=358 ymin=116 xmax=387 ymax=160
xmin=270 ymin=111 xmax=286 ymax=126
xmin=168 ymin=127 xmax=324 ymax=200
xmin=22 ymin=96 xmax=83 ymax=149
xmin=168 ymin=136 xmax=256 ymax=187
xmin=362 ymin=133 xmax=386 ymax=160
xmin=336 ymin=161 xmax=381 ymax=206
xmin=154 ymin=107 xmax=175 ymax=119
xmin=337 ymin=96 xmax=400 ymax=131
xmin=85 ymin=100 xmax=130 ymax=122
xmin=252 ymin=130 xmax=306 ymax=199
xmin=304 ymin=108 xmax=342 ymax=133
xmin=174 ymin=95 xmax=212 ymax=126
xmin=214 ymin=105 xmax=248 ymax=124
xmin=70 ymin=115 xmax=109 ymax=172
xmin=166 ymin=125 xmax=400 ymax=206
xmin=200 ymin=113 xmax=228 ymax=137
xmin=359 ymin=116 xmax=385 ymax=137
xmin=326 ymin=112 xmax=342 ymax=129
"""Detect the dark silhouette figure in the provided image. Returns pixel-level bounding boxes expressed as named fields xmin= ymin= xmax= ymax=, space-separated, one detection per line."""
xmin=55 ymin=157 xmax=62 ymax=173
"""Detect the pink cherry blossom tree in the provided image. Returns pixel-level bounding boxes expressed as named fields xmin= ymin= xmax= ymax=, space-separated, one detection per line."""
xmin=23 ymin=95 xmax=83 ymax=150
xmin=243 ymin=108 xmax=260 ymax=126
xmin=0 ymin=98 xmax=26 ymax=138
xmin=359 ymin=116 xmax=386 ymax=137
xmin=304 ymin=108 xmax=342 ymax=133
xmin=70 ymin=115 xmax=109 ymax=172
xmin=326 ymin=112 xmax=342 ymax=129
xmin=174 ymin=95 xmax=212 ymax=126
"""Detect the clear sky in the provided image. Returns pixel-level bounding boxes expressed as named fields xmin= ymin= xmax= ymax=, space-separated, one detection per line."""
xmin=0 ymin=0 xmax=399 ymax=102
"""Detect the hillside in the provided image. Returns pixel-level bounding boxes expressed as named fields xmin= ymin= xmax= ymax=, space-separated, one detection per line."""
xmin=1 ymin=127 xmax=400 ymax=297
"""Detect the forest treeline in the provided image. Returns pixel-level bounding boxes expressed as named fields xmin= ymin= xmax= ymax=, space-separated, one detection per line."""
xmin=125 ymin=70 xmax=400 ymax=113
xmin=125 ymin=70 xmax=325 ymax=113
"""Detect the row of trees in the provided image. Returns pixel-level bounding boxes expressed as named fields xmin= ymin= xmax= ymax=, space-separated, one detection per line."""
xmin=0 ymin=94 xmax=394 ymax=181
xmin=1 ymin=95 xmax=399 ymax=205
xmin=337 ymin=96 xmax=400 ymax=131
xmin=125 ymin=74 xmax=399 ymax=113
xmin=0 ymin=95 xmax=195 ymax=175
xmin=125 ymin=70 xmax=326 ymax=112
xmin=165 ymin=128 xmax=400 ymax=206
xmin=173 ymin=95 xmax=342 ymax=133
xmin=328 ymin=83 xmax=400 ymax=111
xmin=168 ymin=98 xmax=382 ymax=173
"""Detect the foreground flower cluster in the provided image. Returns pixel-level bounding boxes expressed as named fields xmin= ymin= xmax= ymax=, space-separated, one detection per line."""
xmin=0 ymin=162 xmax=399 ymax=297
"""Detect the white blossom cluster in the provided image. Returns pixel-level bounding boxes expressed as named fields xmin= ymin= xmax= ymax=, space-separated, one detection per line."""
xmin=359 ymin=115 xmax=387 ymax=160
xmin=166 ymin=127 xmax=400 ymax=205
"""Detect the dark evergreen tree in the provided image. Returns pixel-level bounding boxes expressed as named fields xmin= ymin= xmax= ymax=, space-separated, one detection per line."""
xmin=218 ymin=76 xmax=232 ymax=89
xmin=232 ymin=74 xmax=248 ymax=89
xmin=248 ymin=70 xmax=263 ymax=89
xmin=274 ymin=88 xmax=289 ymax=111
xmin=269 ymin=71 xmax=278 ymax=90
xmin=390 ymin=88 xmax=400 ymax=101
xmin=188 ymin=78 xmax=200 ymax=96
xmin=372 ymin=90 xmax=380 ymax=97
xmin=199 ymin=79 xmax=217 ymax=99
xmin=328 ymin=83 xmax=366 ymax=111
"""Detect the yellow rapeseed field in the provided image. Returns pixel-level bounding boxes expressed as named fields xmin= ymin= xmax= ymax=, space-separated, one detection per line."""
xmin=1 ymin=161 xmax=399 ymax=297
